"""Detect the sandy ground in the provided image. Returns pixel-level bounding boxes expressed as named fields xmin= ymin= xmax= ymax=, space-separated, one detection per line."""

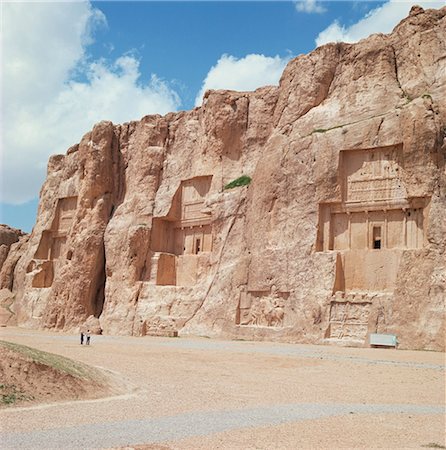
xmin=0 ymin=327 xmax=444 ymax=449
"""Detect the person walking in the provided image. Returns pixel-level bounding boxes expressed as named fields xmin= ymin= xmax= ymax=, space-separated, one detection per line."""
xmin=80 ymin=331 xmax=84 ymax=345
xmin=86 ymin=330 xmax=91 ymax=345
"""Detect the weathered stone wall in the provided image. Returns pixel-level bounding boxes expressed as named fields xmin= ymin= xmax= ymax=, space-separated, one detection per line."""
xmin=2 ymin=6 xmax=445 ymax=350
xmin=0 ymin=225 xmax=26 ymax=278
xmin=0 ymin=225 xmax=28 ymax=326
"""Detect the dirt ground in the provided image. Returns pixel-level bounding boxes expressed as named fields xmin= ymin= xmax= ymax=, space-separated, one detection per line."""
xmin=0 ymin=327 xmax=444 ymax=449
xmin=0 ymin=342 xmax=114 ymax=407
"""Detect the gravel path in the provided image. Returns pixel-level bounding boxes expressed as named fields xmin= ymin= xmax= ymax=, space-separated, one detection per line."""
xmin=2 ymin=403 xmax=444 ymax=450
xmin=1 ymin=328 xmax=444 ymax=449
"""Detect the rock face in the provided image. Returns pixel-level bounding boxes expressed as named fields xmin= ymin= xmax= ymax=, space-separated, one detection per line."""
xmin=2 ymin=6 xmax=445 ymax=350
xmin=0 ymin=225 xmax=26 ymax=272
xmin=0 ymin=225 xmax=27 ymax=326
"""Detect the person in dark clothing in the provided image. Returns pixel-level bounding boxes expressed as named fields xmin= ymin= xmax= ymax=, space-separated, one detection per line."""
xmin=80 ymin=331 xmax=84 ymax=345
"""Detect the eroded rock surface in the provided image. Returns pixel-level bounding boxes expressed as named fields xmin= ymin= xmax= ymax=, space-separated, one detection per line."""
xmin=0 ymin=225 xmax=27 ymax=325
xmin=0 ymin=225 xmax=26 ymax=272
xmin=3 ymin=7 xmax=445 ymax=349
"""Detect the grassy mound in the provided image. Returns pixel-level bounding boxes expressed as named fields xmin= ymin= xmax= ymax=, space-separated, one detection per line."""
xmin=0 ymin=340 xmax=109 ymax=407
xmin=0 ymin=340 xmax=98 ymax=379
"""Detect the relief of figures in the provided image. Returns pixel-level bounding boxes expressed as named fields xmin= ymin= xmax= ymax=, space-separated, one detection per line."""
xmin=327 ymin=297 xmax=371 ymax=340
xmin=237 ymin=286 xmax=288 ymax=328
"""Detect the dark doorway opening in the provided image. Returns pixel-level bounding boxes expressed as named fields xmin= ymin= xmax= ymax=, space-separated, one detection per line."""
xmin=373 ymin=226 xmax=382 ymax=249
xmin=195 ymin=238 xmax=201 ymax=254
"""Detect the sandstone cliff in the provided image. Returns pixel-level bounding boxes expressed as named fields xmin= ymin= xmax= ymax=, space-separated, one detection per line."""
xmin=0 ymin=225 xmax=26 ymax=271
xmin=2 ymin=6 xmax=445 ymax=350
xmin=0 ymin=224 xmax=28 ymax=325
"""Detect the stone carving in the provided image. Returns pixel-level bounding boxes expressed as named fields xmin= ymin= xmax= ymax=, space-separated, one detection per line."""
xmin=327 ymin=293 xmax=372 ymax=341
xmin=141 ymin=316 xmax=177 ymax=337
xmin=30 ymin=260 xmax=54 ymax=288
xmin=236 ymin=286 xmax=288 ymax=328
xmin=30 ymin=197 xmax=77 ymax=288
xmin=321 ymin=206 xmax=425 ymax=251
xmin=149 ymin=177 xmax=212 ymax=286
xmin=34 ymin=197 xmax=77 ymax=261
xmin=317 ymin=145 xmax=429 ymax=296
xmin=318 ymin=145 xmax=426 ymax=252
xmin=343 ymin=146 xmax=406 ymax=203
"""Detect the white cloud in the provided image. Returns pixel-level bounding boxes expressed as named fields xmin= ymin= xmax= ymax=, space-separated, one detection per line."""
xmin=195 ymin=54 xmax=290 ymax=106
xmin=316 ymin=0 xmax=444 ymax=46
xmin=1 ymin=2 xmax=180 ymax=204
xmin=295 ymin=0 xmax=326 ymax=14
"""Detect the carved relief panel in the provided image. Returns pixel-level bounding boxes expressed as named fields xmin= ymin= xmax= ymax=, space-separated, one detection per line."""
xmin=342 ymin=146 xmax=406 ymax=203
xmin=236 ymin=287 xmax=289 ymax=328
xmin=327 ymin=297 xmax=371 ymax=341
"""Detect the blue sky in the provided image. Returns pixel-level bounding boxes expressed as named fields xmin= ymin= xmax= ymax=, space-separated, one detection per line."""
xmin=87 ymin=1 xmax=375 ymax=107
xmin=1 ymin=0 xmax=443 ymax=232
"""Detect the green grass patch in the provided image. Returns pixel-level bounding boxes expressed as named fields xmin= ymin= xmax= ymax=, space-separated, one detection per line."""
xmin=422 ymin=444 xmax=446 ymax=449
xmin=224 ymin=175 xmax=252 ymax=190
xmin=0 ymin=384 xmax=33 ymax=405
xmin=0 ymin=340 xmax=100 ymax=380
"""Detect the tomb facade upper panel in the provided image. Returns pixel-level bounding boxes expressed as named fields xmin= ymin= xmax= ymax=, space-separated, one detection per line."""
xmin=52 ymin=196 xmax=77 ymax=233
xmin=341 ymin=145 xmax=406 ymax=205
xmin=180 ymin=176 xmax=212 ymax=224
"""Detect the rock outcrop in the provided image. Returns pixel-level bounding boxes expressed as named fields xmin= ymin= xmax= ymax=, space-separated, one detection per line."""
xmin=0 ymin=225 xmax=27 ymax=325
xmin=2 ymin=6 xmax=445 ymax=349
xmin=0 ymin=225 xmax=26 ymax=271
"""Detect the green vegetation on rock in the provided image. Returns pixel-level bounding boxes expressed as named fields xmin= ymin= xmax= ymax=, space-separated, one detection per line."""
xmin=224 ymin=175 xmax=252 ymax=190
